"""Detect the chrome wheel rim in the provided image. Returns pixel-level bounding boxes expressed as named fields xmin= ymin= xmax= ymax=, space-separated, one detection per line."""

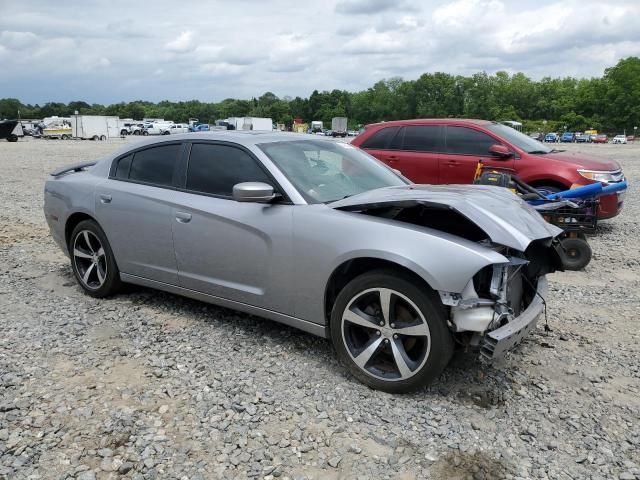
xmin=341 ymin=288 xmax=431 ymax=382
xmin=73 ymin=230 xmax=107 ymax=290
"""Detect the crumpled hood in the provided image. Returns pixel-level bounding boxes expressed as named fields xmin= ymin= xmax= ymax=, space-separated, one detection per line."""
xmin=331 ymin=185 xmax=563 ymax=251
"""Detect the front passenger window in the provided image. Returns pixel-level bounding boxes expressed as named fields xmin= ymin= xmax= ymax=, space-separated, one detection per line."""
xmin=186 ymin=144 xmax=271 ymax=197
xmin=446 ymin=126 xmax=499 ymax=156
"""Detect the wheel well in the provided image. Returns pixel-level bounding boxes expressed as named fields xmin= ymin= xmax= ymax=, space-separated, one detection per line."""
xmin=527 ymin=179 xmax=569 ymax=191
xmin=65 ymin=212 xmax=96 ymax=249
xmin=324 ymin=258 xmax=433 ymax=323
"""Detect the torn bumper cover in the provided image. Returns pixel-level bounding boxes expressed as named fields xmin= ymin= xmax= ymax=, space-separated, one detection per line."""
xmin=480 ymin=276 xmax=547 ymax=360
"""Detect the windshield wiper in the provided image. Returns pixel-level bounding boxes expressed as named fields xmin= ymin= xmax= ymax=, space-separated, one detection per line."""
xmin=528 ymin=150 xmax=550 ymax=154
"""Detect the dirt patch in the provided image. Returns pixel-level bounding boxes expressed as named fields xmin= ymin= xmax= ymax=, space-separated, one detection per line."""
xmin=431 ymin=451 xmax=508 ymax=479
xmin=0 ymin=221 xmax=50 ymax=245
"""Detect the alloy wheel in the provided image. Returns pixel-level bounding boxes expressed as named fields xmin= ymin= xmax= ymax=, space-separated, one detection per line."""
xmin=73 ymin=230 xmax=107 ymax=290
xmin=341 ymin=288 xmax=431 ymax=381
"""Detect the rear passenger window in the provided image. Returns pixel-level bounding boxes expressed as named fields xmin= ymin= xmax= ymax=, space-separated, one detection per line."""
xmin=114 ymin=154 xmax=132 ymax=179
xmin=403 ymin=126 xmax=442 ymax=152
xmin=446 ymin=127 xmax=498 ymax=156
xmin=128 ymin=144 xmax=181 ymax=186
xmin=186 ymin=144 xmax=271 ymax=197
xmin=361 ymin=127 xmax=400 ymax=149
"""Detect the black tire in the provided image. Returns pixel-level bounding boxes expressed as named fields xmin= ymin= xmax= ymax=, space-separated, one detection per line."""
xmin=7 ymin=134 xmax=19 ymax=142
xmin=560 ymin=237 xmax=592 ymax=270
xmin=69 ymin=220 xmax=121 ymax=298
xmin=330 ymin=269 xmax=453 ymax=393
xmin=162 ymin=130 xmax=170 ymax=135
xmin=120 ymin=129 xmax=129 ymax=136
xmin=92 ymin=135 xmax=99 ymax=141
xmin=142 ymin=130 xmax=149 ymax=136
xmin=100 ymin=135 xmax=107 ymax=141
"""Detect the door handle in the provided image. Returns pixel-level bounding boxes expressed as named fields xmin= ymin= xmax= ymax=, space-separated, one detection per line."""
xmin=99 ymin=194 xmax=112 ymax=204
xmin=445 ymin=160 xmax=460 ymax=166
xmin=175 ymin=212 xmax=192 ymax=223
xmin=386 ymin=155 xmax=399 ymax=161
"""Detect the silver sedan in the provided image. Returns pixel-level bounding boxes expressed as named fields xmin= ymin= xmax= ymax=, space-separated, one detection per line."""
xmin=44 ymin=132 xmax=563 ymax=392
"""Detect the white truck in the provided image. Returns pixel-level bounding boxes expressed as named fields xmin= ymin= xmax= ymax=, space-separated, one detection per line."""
xmin=143 ymin=122 xmax=174 ymax=135
xmin=331 ymin=117 xmax=348 ymax=137
xmin=162 ymin=123 xmax=189 ymax=135
xmin=70 ymin=115 xmax=119 ymax=140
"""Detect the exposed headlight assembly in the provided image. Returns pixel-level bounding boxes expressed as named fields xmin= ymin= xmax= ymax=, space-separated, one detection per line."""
xmin=577 ymin=169 xmax=617 ymax=183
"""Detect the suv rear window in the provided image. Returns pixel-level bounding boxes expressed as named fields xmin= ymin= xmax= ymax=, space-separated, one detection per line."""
xmin=361 ymin=127 xmax=400 ymax=149
xmin=402 ymin=125 xmax=442 ymax=152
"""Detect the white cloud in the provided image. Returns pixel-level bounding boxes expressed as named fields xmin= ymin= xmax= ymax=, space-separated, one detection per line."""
xmin=0 ymin=30 xmax=39 ymax=50
xmin=165 ymin=30 xmax=195 ymax=53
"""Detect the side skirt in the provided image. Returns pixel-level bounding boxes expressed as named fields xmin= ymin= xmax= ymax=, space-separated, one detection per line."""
xmin=120 ymin=273 xmax=328 ymax=338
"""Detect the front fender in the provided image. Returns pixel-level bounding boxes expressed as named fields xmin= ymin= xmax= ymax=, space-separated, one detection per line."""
xmin=292 ymin=206 xmax=508 ymax=325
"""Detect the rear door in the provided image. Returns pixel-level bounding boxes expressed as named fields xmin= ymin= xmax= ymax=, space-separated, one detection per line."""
xmin=387 ymin=125 xmax=442 ymax=184
xmin=440 ymin=125 xmax=514 ymax=184
xmin=95 ymin=142 xmax=184 ymax=285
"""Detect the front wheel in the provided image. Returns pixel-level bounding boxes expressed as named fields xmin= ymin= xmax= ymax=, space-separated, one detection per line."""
xmin=99 ymin=135 xmax=107 ymax=141
xmin=330 ymin=269 xmax=453 ymax=393
xmin=560 ymin=237 xmax=592 ymax=270
xmin=70 ymin=220 xmax=121 ymax=298
xmin=7 ymin=134 xmax=18 ymax=142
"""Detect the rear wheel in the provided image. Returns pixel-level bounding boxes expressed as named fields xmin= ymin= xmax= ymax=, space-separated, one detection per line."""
xmin=7 ymin=134 xmax=18 ymax=142
xmin=330 ymin=269 xmax=453 ymax=393
xmin=142 ymin=130 xmax=148 ymax=136
xmin=92 ymin=135 xmax=99 ymax=141
xmin=100 ymin=135 xmax=107 ymax=141
xmin=70 ymin=220 xmax=121 ymax=297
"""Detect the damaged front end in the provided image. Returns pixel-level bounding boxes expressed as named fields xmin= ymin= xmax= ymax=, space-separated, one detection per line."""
xmin=331 ymin=185 xmax=566 ymax=360
xmin=439 ymin=238 xmax=563 ymax=359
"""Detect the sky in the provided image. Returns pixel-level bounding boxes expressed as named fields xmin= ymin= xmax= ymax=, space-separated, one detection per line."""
xmin=1 ymin=0 xmax=639 ymax=105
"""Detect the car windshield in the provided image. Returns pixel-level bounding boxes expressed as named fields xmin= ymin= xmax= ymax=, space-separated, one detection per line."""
xmin=258 ymin=139 xmax=407 ymax=203
xmin=487 ymin=123 xmax=553 ymax=154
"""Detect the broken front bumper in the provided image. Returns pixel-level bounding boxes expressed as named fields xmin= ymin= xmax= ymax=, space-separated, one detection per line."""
xmin=479 ymin=276 xmax=548 ymax=360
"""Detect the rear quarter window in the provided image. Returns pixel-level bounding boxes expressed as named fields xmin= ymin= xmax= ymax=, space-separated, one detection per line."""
xmin=361 ymin=127 xmax=400 ymax=149
xmin=112 ymin=144 xmax=181 ymax=187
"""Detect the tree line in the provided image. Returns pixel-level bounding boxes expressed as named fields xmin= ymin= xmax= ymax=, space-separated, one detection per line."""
xmin=1 ymin=57 xmax=639 ymax=134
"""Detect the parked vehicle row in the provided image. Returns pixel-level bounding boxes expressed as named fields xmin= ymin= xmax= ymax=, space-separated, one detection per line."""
xmin=534 ymin=130 xmax=632 ymax=144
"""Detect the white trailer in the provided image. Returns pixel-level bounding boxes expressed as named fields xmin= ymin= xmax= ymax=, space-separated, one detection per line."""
xmin=70 ymin=115 xmax=119 ymax=140
xmin=311 ymin=120 xmax=323 ymax=133
xmin=331 ymin=117 xmax=348 ymax=137
xmin=225 ymin=117 xmax=273 ymax=131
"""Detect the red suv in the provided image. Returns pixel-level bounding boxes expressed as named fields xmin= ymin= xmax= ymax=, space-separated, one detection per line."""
xmin=352 ymin=119 xmax=625 ymax=219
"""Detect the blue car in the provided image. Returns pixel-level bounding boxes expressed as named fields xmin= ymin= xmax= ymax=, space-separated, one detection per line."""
xmin=544 ymin=133 xmax=558 ymax=142
xmin=189 ymin=124 xmax=210 ymax=132
xmin=561 ymin=132 xmax=575 ymax=142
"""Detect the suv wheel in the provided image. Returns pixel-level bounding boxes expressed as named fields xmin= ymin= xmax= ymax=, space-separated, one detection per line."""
xmin=330 ymin=269 xmax=453 ymax=393
xmin=70 ymin=220 xmax=121 ymax=298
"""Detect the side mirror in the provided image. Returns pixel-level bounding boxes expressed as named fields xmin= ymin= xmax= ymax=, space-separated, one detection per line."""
xmin=232 ymin=182 xmax=276 ymax=203
xmin=488 ymin=144 xmax=513 ymax=159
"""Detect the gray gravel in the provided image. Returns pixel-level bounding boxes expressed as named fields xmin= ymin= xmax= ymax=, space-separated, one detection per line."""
xmin=1 ymin=137 xmax=639 ymax=479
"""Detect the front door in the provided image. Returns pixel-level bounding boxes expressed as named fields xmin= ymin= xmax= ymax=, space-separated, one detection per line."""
xmin=439 ymin=126 xmax=515 ymax=184
xmin=171 ymin=142 xmax=293 ymax=312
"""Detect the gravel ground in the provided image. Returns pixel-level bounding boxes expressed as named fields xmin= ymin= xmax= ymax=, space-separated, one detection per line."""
xmin=0 ymin=137 xmax=638 ymax=480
